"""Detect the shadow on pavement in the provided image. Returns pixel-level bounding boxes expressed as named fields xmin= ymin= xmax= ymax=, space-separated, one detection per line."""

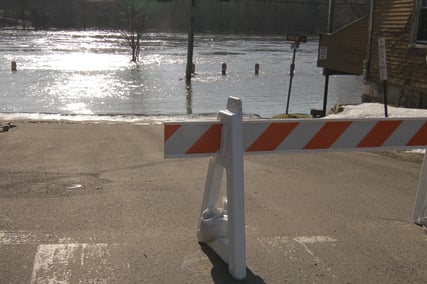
xmin=200 ymin=243 xmax=265 ymax=284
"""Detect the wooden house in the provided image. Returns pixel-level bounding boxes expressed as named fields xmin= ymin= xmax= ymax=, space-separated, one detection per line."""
xmin=318 ymin=0 xmax=427 ymax=108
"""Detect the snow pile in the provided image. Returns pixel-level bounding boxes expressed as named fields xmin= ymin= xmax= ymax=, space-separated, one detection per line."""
xmin=326 ymin=103 xmax=427 ymax=119
xmin=326 ymin=103 xmax=427 ymax=154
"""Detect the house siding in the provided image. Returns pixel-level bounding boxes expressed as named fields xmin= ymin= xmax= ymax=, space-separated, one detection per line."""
xmin=318 ymin=16 xmax=369 ymax=75
xmin=368 ymin=0 xmax=427 ymax=107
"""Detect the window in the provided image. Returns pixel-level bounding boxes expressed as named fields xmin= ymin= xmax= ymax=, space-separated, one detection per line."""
xmin=417 ymin=0 xmax=427 ymax=42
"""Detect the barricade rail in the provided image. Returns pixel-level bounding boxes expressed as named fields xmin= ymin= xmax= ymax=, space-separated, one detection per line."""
xmin=164 ymin=97 xmax=427 ymax=280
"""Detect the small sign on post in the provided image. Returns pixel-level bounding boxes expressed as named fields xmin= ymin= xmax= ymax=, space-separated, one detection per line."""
xmin=378 ymin=37 xmax=388 ymax=81
xmin=319 ymin=46 xmax=328 ymax=61
xmin=286 ymin=34 xmax=307 ymax=43
xmin=378 ymin=37 xmax=388 ymax=117
xmin=285 ymin=34 xmax=307 ymax=115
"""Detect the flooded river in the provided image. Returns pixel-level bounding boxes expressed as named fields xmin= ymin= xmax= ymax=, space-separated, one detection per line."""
xmin=0 ymin=30 xmax=362 ymax=120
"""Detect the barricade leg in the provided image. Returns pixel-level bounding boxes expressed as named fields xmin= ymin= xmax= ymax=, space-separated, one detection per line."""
xmin=197 ymin=97 xmax=247 ymax=280
xmin=197 ymin=157 xmax=225 ymax=242
xmin=201 ymin=157 xmax=224 ymax=211
xmin=414 ymin=152 xmax=427 ymax=226
xmin=222 ymin=106 xmax=246 ymax=279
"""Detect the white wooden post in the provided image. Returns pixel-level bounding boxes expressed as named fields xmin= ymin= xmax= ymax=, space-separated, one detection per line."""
xmin=414 ymin=153 xmax=427 ymax=226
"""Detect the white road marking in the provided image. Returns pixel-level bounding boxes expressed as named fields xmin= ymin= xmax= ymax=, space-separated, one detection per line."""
xmin=291 ymin=236 xmax=337 ymax=262
xmin=30 ymin=243 xmax=121 ymax=284
xmin=293 ymin=236 xmax=337 ymax=244
xmin=181 ymin=252 xmax=211 ymax=275
xmin=257 ymin=235 xmax=337 ymax=249
xmin=0 ymin=231 xmax=127 ymax=283
xmin=257 ymin=235 xmax=338 ymax=261
xmin=31 ymin=244 xmax=80 ymax=284
xmin=0 ymin=230 xmax=71 ymax=245
xmin=258 ymin=235 xmax=338 ymax=280
xmin=293 ymin=238 xmax=321 ymax=263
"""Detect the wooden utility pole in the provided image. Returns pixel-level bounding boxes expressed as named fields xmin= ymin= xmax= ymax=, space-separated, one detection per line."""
xmin=322 ymin=0 xmax=335 ymax=116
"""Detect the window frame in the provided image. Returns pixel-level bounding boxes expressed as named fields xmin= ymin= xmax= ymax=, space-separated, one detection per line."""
xmin=415 ymin=0 xmax=427 ymax=44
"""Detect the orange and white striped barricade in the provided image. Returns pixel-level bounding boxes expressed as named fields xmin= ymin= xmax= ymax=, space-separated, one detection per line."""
xmin=164 ymin=97 xmax=427 ymax=280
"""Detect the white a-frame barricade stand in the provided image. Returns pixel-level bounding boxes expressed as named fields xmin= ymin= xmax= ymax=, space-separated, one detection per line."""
xmin=165 ymin=97 xmax=246 ymax=279
xmin=164 ymin=96 xmax=427 ymax=280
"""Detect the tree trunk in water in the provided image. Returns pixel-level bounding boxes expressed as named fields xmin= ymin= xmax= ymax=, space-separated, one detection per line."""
xmin=132 ymin=46 xmax=137 ymax=62
xmin=131 ymin=40 xmax=140 ymax=62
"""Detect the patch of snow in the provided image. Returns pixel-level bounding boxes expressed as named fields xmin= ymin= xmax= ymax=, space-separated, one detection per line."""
xmin=326 ymin=103 xmax=427 ymax=119
xmin=326 ymin=103 xmax=427 ymax=154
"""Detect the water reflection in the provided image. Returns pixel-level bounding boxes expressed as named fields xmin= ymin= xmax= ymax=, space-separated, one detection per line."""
xmin=185 ymin=81 xmax=193 ymax=115
xmin=0 ymin=30 xmax=363 ymax=118
xmin=62 ymin=102 xmax=94 ymax=114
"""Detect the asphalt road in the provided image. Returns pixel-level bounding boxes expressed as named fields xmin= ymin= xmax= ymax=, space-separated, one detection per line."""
xmin=0 ymin=122 xmax=426 ymax=283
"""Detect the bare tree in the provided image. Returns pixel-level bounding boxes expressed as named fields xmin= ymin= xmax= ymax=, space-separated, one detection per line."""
xmin=121 ymin=0 xmax=157 ymax=63
xmin=17 ymin=0 xmax=30 ymax=29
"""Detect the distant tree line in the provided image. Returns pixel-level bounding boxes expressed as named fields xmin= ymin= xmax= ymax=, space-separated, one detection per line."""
xmin=0 ymin=0 xmax=368 ymax=34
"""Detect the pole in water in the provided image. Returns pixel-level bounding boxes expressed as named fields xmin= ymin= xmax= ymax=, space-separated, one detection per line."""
xmin=222 ymin=63 xmax=227 ymax=75
xmin=286 ymin=45 xmax=298 ymax=115
xmin=185 ymin=0 xmax=196 ymax=83
xmin=255 ymin=63 xmax=260 ymax=75
xmin=192 ymin=63 xmax=196 ymax=74
xmin=11 ymin=61 xmax=17 ymax=72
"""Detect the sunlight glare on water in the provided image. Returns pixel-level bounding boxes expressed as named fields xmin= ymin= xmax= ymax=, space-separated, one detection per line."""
xmin=0 ymin=30 xmax=363 ymax=119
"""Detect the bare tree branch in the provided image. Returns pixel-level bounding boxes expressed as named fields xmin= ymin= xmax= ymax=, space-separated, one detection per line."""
xmin=120 ymin=0 xmax=157 ymax=63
